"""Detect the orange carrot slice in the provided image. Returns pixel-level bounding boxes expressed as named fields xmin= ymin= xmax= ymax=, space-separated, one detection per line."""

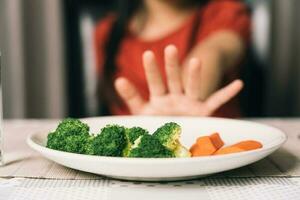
xmin=209 ymin=133 xmax=224 ymax=149
xmin=214 ymin=140 xmax=263 ymax=155
xmin=232 ymin=140 xmax=263 ymax=151
xmin=214 ymin=146 xmax=245 ymax=155
xmin=190 ymin=136 xmax=217 ymax=156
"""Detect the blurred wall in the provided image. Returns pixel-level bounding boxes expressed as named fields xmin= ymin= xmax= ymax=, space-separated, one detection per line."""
xmin=0 ymin=0 xmax=26 ymax=118
xmin=0 ymin=0 xmax=66 ymax=118
xmin=265 ymin=0 xmax=300 ymax=116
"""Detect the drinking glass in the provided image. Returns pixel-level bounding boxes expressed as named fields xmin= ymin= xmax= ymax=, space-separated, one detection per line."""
xmin=0 ymin=52 xmax=4 ymax=166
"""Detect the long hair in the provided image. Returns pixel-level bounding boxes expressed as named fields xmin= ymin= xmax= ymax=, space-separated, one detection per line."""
xmin=99 ymin=0 xmax=208 ymax=115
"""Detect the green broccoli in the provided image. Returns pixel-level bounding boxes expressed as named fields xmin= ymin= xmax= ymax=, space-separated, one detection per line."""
xmin=126 ymin=127 xmax=149 ymax=144
xmin=46 ymin=118 xmax=92 ymax=154
xmin=153 ymin=122 xmax=191 ymax=158
xmin=128 ymin=135 xmax=174 ymax=158
xmin=63 ymin=135 xmax=94 ymax=154
xmin=56 ymin=118 xmax=89 ymax=135
xmin=91 ymin=125 xmax=127 ymax=157
xmin=123 ymin=127 xmax=149 ymax=156
xmin=153 ymin=122 xmax=181 ymax=151
xmin=46 ymin=120 xmax=191 ymax=158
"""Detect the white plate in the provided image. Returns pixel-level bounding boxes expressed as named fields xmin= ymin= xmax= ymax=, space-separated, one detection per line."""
xmin=27 ymin=116 xmax=287 ymax=181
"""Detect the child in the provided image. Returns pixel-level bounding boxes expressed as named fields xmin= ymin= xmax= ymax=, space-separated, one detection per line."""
xmin=95 ymin=0 xmax=250 ymax=117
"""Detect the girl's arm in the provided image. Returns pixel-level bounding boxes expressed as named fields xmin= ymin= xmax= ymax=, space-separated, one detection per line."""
xmin=183 ymin=31 xmax=245 ymax=100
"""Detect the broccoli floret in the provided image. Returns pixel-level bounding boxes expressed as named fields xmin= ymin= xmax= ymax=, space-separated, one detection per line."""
xmin=128 ymin=135 xmax=174 ymax=158
xmin=127 ymin=127 xmax=149 ymax=144
xmin=153 ymin=122 xmax=181 ymax=151
xmin=63 ymin=135 xmax=94 ymax=154
xmin=153 ymin=122 xmax=191 ymax=158
xmin=91 ymin=125 xmax=127 ymax=157
xmin=47 ymin=131 xmax=65 ymax=150
xmin=56 ymin=118 xmax=89 ymax=136
xmin=174 ymin=145 xmax=191 ymax=158
xmin=46 ymin=118 xmax=92 ymax=154
xmin=123 ymin=127 xmax=149 ymax=156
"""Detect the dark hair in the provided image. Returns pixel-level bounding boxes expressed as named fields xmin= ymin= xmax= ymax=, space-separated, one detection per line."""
xmin=99 ymin=0 xmax=208 ymax=115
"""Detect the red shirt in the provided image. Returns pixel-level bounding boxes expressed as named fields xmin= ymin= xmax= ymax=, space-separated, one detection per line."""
xmin=94 ymin=0 xmax=251 ymax=117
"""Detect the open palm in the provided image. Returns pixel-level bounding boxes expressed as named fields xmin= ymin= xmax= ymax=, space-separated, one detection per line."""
xmin=115 ymin=45 xmax=243 ymax=116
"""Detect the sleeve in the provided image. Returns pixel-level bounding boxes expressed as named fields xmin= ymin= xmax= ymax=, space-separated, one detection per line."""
xmin=94 ymin=15 xmax=115 ymax=74
xmin=197 ymin=0 xmax=251 ymax=45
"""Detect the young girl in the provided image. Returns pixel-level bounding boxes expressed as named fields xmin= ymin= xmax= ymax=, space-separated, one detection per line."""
xmin=95 ymin=0 xmax=250 ymax=117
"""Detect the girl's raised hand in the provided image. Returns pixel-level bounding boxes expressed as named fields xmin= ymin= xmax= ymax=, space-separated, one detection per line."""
xmin=114 ymin=45 xmax=243 ymax=116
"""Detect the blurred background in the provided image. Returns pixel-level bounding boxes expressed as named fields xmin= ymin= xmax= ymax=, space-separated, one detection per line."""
xmin=0 ymin=0 xmax=300 ymax=119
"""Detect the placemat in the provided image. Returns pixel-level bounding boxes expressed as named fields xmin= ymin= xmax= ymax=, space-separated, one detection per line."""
xmin=1 ymin=177 xmax=300 ymax=200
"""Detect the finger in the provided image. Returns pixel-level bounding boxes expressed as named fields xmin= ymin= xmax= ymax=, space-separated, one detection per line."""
xmin=143 ymin=51 xmax=166 ymax=97
xmin=164 ymin=45 xmax=182 ymax=94
xmin=185 ymin=58 xmax=202 ymax=100
xmin=114 ymin=77 xmax=145 ymax=114
xmin=205 ymin=80 xmax=244 ymax=114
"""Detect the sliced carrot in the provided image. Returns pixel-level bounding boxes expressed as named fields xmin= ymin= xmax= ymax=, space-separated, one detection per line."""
xmin=190 ymin=136 xmax=217 ymax=156
xmin=214 ymin=146 xmax=245 ymax=155
xmin=209 ymin=133 xmax=224 ymax=149
xmin=189 ymin=143 xmax=199 ymax=155
xmin=214 ymin=140 xmax=263 ymax=155
xmin=190 ymin=133 xmax=263 ymax=157
xmin=232 ymin=140 xmax=263 ymax=151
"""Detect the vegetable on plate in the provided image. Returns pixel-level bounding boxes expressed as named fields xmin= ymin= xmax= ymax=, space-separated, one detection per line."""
xmin=46 ymin=118 xmax=263 ymax=158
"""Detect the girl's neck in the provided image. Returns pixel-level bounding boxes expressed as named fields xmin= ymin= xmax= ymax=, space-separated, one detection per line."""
xmin=143 ymin=0 xmax=194 ymax=21
xmin=131 ymin=0 xmax=197 ymax=41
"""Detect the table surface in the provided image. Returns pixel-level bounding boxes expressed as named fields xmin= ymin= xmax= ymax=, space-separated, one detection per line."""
xmin=1 ymin=118 xmax=300 ymax=200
